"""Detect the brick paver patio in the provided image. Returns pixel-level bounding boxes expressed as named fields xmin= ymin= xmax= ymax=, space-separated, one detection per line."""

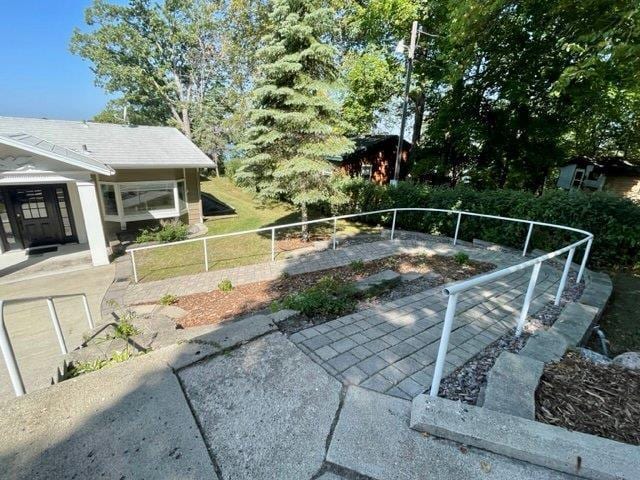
xmin=289 ymin=249 xmax=563 ymax=400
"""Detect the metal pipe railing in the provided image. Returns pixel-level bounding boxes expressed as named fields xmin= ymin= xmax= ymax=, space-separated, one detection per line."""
xmin=0 ymin=293 xmax=95 ymax=397
xmin=125 ymin=206 xmax=593 ymax=400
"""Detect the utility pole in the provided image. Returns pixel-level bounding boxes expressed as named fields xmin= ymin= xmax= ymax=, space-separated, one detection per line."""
xmin=391 ymin=21 xmax=419 ymax=186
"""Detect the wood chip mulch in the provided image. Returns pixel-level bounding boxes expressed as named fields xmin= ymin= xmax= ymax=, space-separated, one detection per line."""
xmin=536 ymin=351 xmax=640 ymax=445
xmin=173 ymin=253 xmax=494 ymax=329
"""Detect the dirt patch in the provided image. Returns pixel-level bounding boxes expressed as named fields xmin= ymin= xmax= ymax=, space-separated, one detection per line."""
xmin=536 ymin=351 xmax=640 ymax=445
xmin=173 ymin=253 xmax=493 ymax=329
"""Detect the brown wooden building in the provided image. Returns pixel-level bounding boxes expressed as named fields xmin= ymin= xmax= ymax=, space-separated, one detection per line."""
xmin=557 ymin=157 xmax=640 ymax=201
xmin=330 ymin=135 xmax=412 ymax=184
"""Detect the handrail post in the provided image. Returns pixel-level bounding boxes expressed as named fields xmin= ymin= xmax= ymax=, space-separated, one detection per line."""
xmin=515 ymin=262 xmax=542 ymax=336
xmin=271 ymin=227 xmax=276 ymax=262
xmin=522 ymin=222 xmax=534 ymax=257
xmin=453 ymin=212 xmax=462 ymax=246
xmin=130 ymin=250 xmax=138 ymax=284
xmin=0 ymin=301 xmax=26 ymax=397
xmin=429 ymin=293 xmax=459 ymax=397
xmin=203 ymin=238 xmax=209 ymax=272
xmin=576 ymin=237 xmax=593 ymax=284
xmin=81 ymin=294 xmax=94 ymax=329
xmin=555 ymin=247 xmax=576 ymax=306
xmin=332 ymin=218 xmax=337 ymax=250
xmin=390 ymin=209 xmax=397 ymax=240
xmin=46 ymin=298 xmax=68 ymax=355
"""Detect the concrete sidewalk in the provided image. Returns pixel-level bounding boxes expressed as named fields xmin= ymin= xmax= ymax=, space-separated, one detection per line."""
xmin=0 ymin=264 xmax=114 ymax=401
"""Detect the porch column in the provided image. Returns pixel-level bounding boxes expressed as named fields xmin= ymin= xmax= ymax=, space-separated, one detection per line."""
xmin=76 ymin=180 xmax=109 ymax=266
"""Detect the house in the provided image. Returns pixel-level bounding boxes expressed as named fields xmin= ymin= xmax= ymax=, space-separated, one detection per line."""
xmin=0 ymin=116 xmax=214 ymax=267
xmin=329 ymin=135 xmax=412 ymax=184
xmin=557 ymin=157 xmax=640 ymax=201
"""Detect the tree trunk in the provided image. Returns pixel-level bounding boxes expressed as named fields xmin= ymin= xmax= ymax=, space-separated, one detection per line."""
xmin=300 ymin=202 xmax=309 ymax=242
xmin=411 ymin=90 xmax=426 ymax=146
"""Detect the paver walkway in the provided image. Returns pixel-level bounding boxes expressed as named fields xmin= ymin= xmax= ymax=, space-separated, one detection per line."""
xmin=290 ymin=248 xmax=563 ymax=399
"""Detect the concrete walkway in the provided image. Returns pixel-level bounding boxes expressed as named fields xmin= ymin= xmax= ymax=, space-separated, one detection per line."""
xmin=0 ymin=264 xmax=115 ymax=401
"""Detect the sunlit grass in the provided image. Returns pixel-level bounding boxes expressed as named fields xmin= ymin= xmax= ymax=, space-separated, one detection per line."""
xmin=134 ymin=177 xmax=383 ymax=282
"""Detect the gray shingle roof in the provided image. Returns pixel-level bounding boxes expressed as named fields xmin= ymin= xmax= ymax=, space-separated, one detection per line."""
xmin=0 ymin=132 xmax=114 ymax=175
xmin=0 ymin=116 xmax=214 ymax=170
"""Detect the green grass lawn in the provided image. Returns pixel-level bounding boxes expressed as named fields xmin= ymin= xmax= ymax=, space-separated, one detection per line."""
xmin=134 ymin=176 xmax=382 ymax=282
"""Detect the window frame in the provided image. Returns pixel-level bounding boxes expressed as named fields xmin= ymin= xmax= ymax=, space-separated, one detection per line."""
xmin=98 ymin=179 xmax=189 ymax=223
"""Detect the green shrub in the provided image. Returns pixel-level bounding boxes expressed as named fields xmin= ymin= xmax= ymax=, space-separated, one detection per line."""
xmin=334 ymin=179 xmax=640 ymax=270
xmin=453 ymin=252 xmax=470 ymax=265
xmin=136 ymin=221 xmax=189 ymax=244
xmin=349 ymin=259 xmax=365 ymax=273
xmin=159 ymin=293 xmax=178 ymax=306
xmin=274 ymin=275 xmax=357 ymax=317
xmin=224 ymin=158 xmax=242 ymax=181
xmin=218 ymin=279 xmax=233 ymax=292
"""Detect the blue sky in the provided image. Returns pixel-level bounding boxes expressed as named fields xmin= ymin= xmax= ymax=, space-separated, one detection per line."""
xmin=0 ymin=1 xmax=117 ymax=120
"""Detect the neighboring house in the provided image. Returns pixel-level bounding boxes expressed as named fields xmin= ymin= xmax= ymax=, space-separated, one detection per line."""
xmin=0 ymin=116 xmax=213 ymax=266
xmin=557 ymin=157 xmax=640 ymax=201
xmin=329 ymin=135 xmax=412 ymax=184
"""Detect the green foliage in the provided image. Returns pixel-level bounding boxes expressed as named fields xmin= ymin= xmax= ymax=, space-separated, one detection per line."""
xmin=453 ymin=252 xmax=470 ymax=265
xmin=335 ymin=179 xmax=640 ymax=269
xmin=112 ymin=318 xmax=140 ymax=340
xmin=349 ymin=259 xmax=365 ymax=273
xmin=274 ymin=275 xmax=357 ymax=317
xmin=223 ymin=158 xmax=242 ymax=181
xmin=218 ymin=279 xmax=233 ymax=292
xmin=136 ymin=222 xmax=189 ymax=244
xmin=236 ymin=0 xmax=354 ymax=236
xmin=159 ymin=294 xmax=178 ymax=306
xmin=68 ymin=350 xmax=137 ymax=377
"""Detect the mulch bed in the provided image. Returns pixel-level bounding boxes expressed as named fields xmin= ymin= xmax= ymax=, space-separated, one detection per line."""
xmin=173 ymin=253 xmax=494 ymax=329
xmin=536 ymin=351 xmax=640 ymax=445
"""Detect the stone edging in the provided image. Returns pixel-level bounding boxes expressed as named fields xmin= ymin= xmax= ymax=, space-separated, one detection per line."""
xmin=409 ymin=268 xmax=635 ymax=480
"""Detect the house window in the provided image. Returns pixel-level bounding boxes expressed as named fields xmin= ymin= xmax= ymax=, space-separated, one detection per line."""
xmin=100 ymin=184 xmax=118 ymax=216
xmin=99 ymin=180 xmax=189 ymax=223
xmin=361 ymin=164 xmax=373 ymax=179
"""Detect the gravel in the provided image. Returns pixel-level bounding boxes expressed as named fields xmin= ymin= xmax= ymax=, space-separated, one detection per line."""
xmin=437 ymin=273 xmax=584 ymax=405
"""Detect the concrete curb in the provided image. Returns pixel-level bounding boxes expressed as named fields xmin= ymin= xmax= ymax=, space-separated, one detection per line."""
xmin=410 ymin=268 xmax=624 ymax=478
xmin=410 ymin=394 xmax=640 ymax=480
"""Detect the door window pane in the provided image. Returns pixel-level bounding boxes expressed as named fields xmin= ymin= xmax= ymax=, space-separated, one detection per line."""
xmin=120 ymin=182 xmax=175 ymax=215
xmin=56 ymin=188 xmax=73 ymax=237
xmin=20 ymin=189 xmax=48 ymax=219
xmin=0 ymin=191 xmax=16 ymax=246
xmin=100 ymin=184 xmax=118 ymax=216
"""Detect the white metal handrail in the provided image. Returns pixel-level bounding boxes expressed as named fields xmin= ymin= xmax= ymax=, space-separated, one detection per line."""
xmin=129 ymin=206 xmax=592 ymax=398
xmin=0 ymin=293 xmax=94 ymax=397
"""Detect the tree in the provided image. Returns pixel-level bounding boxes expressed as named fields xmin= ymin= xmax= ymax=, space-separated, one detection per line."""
xmin=71 ymin=0 xmax=227 ymax=138
xmin=236 ymin=0 xmax=353 ymax=239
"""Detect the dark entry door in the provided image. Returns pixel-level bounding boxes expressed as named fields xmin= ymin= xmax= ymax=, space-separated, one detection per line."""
xmin=10 ymin=186 xmax=61 ymax=248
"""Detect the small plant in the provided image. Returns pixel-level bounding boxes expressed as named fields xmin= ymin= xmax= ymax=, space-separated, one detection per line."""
xmin=113 ymin=318 xmax=140 ymax=340
xmin=68 ymin=349 xmax=143 ymax=377
xmin=280 ymin=271 xmax=291 ymax=280
xmin=454 ymin=251 xmax=470 ymax=265
xmin=273 ymin=275 xmax=357 ymax=317
xmin=160 ymin=293 xmax=178 ymax=306
xmin=349 ymin=259 xmax=365 ymax=273
xmin=218 ymin=279 xmax=233 ymax=292
xmin=136 ymin=220 xmax=189 ymax=244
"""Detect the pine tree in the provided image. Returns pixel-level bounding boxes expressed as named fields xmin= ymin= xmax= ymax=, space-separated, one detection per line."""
xmin=236 ymin=0 xmax=353 ymax=240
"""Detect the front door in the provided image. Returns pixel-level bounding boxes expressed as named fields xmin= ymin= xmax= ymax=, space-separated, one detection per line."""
xmin=3 ymin=185 xmax=77 ymax=249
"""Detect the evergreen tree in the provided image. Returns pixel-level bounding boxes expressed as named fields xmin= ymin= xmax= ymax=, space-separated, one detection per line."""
xmin=236 ymin=0 xmax=353 ymax=239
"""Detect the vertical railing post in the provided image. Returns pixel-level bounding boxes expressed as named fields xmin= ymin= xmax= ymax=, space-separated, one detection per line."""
xmin=203 ymin=238 xmax=209 ymax=272
xmin=46 ymin=298 xmax=68 ymax=355
xmin=576 ymin=237 xmax=593 ymax=284
xmin=429 ymin=293 xmax=459 ymax=397
xmin=555 ymin=247 xmax=576 ymax=306
xmin=271 ymin=227 xmax=276 ymax=262
xmin=515 ymin=262 xmax=542 ymax=336
xmin=81 ymin=294 xmax=94 ymax=329
xmin=453 ymin=212 xmax=462 ymax=246
xmin=522 ymin=222 xmax=534 ymax=257
xmin=332 ymin=218 xmax=337 ymax=250
xmin=0 ymin=301 xmax=26 ymax=397
xmin=130 ymin=251 xmax=138 ymax=284
xmin=390 ymin=209 xmax=397 ymax=240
